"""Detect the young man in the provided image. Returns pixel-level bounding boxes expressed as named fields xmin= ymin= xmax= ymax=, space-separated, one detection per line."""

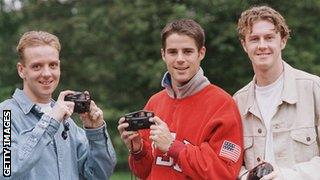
xmin=0 ymin=31 xmax=116 ymax=179
xmin=234 ymin=6 xmax=320 ymax=180
xmin=118 ymin=19 xmax=243 ymax=179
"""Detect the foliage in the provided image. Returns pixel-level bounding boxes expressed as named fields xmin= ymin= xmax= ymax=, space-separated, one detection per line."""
xmin=1 ymin=0 xmax=319 ymax=171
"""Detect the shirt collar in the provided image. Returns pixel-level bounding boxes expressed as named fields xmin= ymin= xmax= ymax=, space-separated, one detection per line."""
xmin=12 ymin=88 xmax=55 ymax=114
xmin=161 ymin=67 xmax=210 ymax=99
xmin=281 ymin=61 xmax=298 ymax=104
xmin=243 ymin=61 xmax=298 ymax=116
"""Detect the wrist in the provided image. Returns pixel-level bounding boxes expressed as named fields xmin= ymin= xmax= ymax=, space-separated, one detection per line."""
xmin=129 ymin=139 xmax=143 ymax=154
xmin=84 ymin=120 xmax=104 ymax=129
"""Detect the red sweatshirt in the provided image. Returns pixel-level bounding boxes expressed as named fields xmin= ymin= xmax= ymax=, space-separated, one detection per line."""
xmin=129 ymin=84 xmax=243 ymax=179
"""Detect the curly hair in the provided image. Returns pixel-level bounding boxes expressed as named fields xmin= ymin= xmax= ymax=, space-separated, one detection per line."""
xmin=237 ymin=6 xmax=290 ymax=41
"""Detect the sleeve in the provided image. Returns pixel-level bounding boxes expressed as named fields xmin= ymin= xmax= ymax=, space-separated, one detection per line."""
xmin=0 ymin=113 xmax=60 ymax=179
xmin=127 ymin=97 xmax=156 ymax=178
xmin=75 ymin=121 xmax=117 ymax=179
xmin=128 ymin=137 xmax=154 ymax=178
xmin=168 ymin=98 xmax=244 ymax=179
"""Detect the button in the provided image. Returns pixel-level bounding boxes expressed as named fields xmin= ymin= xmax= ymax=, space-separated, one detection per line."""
xmin=39 ymin=121 xmax=48 ymax=128
xmin=257 ymin=157 xmax=261 ymax=162
xmin=306 ymin=137 xmax=311 ymax=141
xmin=258 ymin=128 xmax=262 ymax=133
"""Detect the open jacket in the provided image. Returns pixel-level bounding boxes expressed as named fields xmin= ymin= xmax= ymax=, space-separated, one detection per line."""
xmin=234 ymin=61 xmax=320 ymax=180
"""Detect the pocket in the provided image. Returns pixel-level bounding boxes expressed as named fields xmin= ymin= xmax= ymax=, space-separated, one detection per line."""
xmin=243 ymin=137 xmax=254 ymax=169
xmin=244 ymin=136 xmax=253 ymax=149
xmin=290 ymin=127 xmax=319 ymax=162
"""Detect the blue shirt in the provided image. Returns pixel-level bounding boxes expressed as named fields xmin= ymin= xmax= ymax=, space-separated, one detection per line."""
xmin=0 ymin=89 xmax=116 ymax=179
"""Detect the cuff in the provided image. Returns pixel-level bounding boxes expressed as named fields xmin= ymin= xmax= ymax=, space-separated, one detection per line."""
xmin=130 ymin=141 xmax=147 ymax=160
xmin=41 ymin=114 xmax=60 ymax=137
xmin=84 ymin=122 xmax=107 ymax=141
xmin=167 ymin=140 xmax=186 ymax=161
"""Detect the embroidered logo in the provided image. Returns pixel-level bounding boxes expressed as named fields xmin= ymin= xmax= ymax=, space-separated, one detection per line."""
xmin=219 ymin=140 xmax=241 ymax=163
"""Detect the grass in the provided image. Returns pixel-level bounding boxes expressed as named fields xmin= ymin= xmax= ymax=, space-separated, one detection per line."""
xmin=110 ymin=171 xmax=132 ymax=180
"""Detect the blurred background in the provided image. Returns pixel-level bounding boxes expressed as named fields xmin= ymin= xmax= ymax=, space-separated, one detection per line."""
xmin=1 ymin=0 xmax=319 ymax=179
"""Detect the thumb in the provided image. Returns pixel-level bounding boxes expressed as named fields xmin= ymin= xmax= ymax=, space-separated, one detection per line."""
xmin=151 ymin=116 xmax=165 ymax=126
xmin=260 ymin=171 xmax=277 ymax=180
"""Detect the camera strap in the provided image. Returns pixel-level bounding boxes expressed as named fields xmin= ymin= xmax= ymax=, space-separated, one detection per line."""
xmin=30 ymin=105 xmax=69 ymax=140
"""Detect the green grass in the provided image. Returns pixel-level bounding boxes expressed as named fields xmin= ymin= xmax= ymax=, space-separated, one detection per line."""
xmin=110 ymin=171 xmax=132 ymax=180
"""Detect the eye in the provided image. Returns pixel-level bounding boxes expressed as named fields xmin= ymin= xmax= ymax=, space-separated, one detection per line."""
xmin=249 ymin=37 xmax=259 ymax=42
xmin=167 ymin=50 xmax=177 ymax=55
xmin=50 ymin=62 xmax=59 ymax=69
xmin=265 ymin=36 xmax=274 ymax=41
xmin=31 ymin=64 xmax=41 ymax=71
xmin=184 ymin=49 xmax=194 ymax=55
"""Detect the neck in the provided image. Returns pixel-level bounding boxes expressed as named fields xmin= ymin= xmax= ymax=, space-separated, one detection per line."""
xmin=23 ymin=88 xmax=51 ymax=104
xmin=254 ymin=61 xmax=284 ymax=86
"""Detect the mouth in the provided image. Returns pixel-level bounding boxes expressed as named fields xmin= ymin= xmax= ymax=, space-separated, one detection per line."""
xmin=256 ymin=52 xmax=272 ymax=57
xmin=39 ymin=80 xmax=53 ymax=86
xmin=174 ymin=67 xmax=189 ymax=71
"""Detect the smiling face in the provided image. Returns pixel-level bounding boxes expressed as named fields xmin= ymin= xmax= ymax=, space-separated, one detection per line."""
xmin=17 ymin=45 xmax=60 ymax=103
xmin=241 ymin=20 xmax=287 ymax=73
xmin=161 ymin=33 xmax=205 ymax=87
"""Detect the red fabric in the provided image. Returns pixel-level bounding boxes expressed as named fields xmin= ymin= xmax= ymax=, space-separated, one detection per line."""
xmin=129 ymin=85 xmax=243 ymax=179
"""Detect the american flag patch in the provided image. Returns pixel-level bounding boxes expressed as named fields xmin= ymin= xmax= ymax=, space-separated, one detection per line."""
xmin=219 ymin=140 xmax=241 ymax=163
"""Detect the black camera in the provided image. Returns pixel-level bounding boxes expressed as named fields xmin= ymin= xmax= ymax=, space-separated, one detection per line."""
xmin=247 ymin=162 xmax=273 ymax=180
xmin=64 ymin=92 xmax=91 ymax=113
xmin=124 ymin=110 xmax=155 ymax=131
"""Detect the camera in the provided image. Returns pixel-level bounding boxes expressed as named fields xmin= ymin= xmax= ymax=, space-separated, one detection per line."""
xmin=247 ymin=162 xmax=273 ymax=180
xmin=124 ymin=110 xmax=155 ymax=131
xmin=64 ymin=92 xmax=91 ymax=113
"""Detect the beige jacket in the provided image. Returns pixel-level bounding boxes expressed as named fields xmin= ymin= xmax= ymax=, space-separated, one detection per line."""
xmin=234 ymin=61 xmax=320 ymax=180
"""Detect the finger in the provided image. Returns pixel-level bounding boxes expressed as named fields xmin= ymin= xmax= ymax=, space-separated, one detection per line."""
xmin=84 ymin=90 xmax=90 ymax=96
xmin=149 ymin=134 xmax=158 ymax=141
xmin=150 ymin=129 xmax=161 ymax=136
xmin=89 ymin=100 xmax=97 ymax=111
xmin=260 ymin=171 xmax=277 ymax=180
xmin=117 ymin=122 xmax=129 ymax=132
xmin=58 ymin=90 xmax=75 ymax=101
xmin=152 ymin=116 xmax=165 ymax=126
xmin=90 ymin=110 xmax=102 ymax=120
xmin=118 ymin=117 xmax=126 ymax=124
xmin=64 ymin=101 xmax=75 ymax=109
xmin=121 ymin=131 xmax=138 ymax=140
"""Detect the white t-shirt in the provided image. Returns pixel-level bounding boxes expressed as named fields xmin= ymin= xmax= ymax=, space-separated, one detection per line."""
xmin=255 ymin=73 xmax=284 ymax=164
xmin=37 ymin=102 xmax=52 ymax=115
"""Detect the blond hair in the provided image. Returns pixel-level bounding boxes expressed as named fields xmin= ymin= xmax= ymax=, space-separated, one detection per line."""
xmin=237 ymin=6 xmax=290 ymax=40
xmin=17 ymin=31 xmax=61 ymax=63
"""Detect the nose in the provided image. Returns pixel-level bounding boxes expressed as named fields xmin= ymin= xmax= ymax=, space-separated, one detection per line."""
xmin=41 ymin=65 xmax=52 ymax=77
xmin=257 ymin=39 xmax=267 ymax=50
xmin=176 ymin=52 xmax=185 ymax=63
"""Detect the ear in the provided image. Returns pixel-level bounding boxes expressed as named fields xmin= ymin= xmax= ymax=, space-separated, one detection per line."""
xmin=280 ymin=38 xmax=287 ymax=50
xmin=17 ymin=62 xmax=25 ymax=79
xmin=199 ymin=46 xmax=206 ymax=61
xmin=241 ymin=39 xmax=248 ymax=53
xmin=161 ymin=48 xmax=166 ymax=61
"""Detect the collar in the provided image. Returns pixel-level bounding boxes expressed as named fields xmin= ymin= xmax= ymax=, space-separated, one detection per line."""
xmin=243 ymin=61 xmax=298 ymax=116
xmin=12 ymin=89 xmax=55 ymax=115
xmin=161 ymin=67 xmax=210 ymax=99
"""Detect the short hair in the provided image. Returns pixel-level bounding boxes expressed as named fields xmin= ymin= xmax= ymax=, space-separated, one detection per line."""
xmin=16 ymin=31 xmax=61 ymax=63
xmin=161 ymin=19 xmax=205 ymax=51
xmin=237 ymin=6 xmax=290 ymax=41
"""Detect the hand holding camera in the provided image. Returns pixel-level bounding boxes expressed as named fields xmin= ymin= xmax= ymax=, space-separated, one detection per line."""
xmin=49 ymin=90 xmax=76 ymax=122
xmin=247 ymin=162 xmax=274 ymax=180
xmin=124 ymin=110 xmax=155 ymax=131
xmin=64 ymin=91 xmax=91 ymax=113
